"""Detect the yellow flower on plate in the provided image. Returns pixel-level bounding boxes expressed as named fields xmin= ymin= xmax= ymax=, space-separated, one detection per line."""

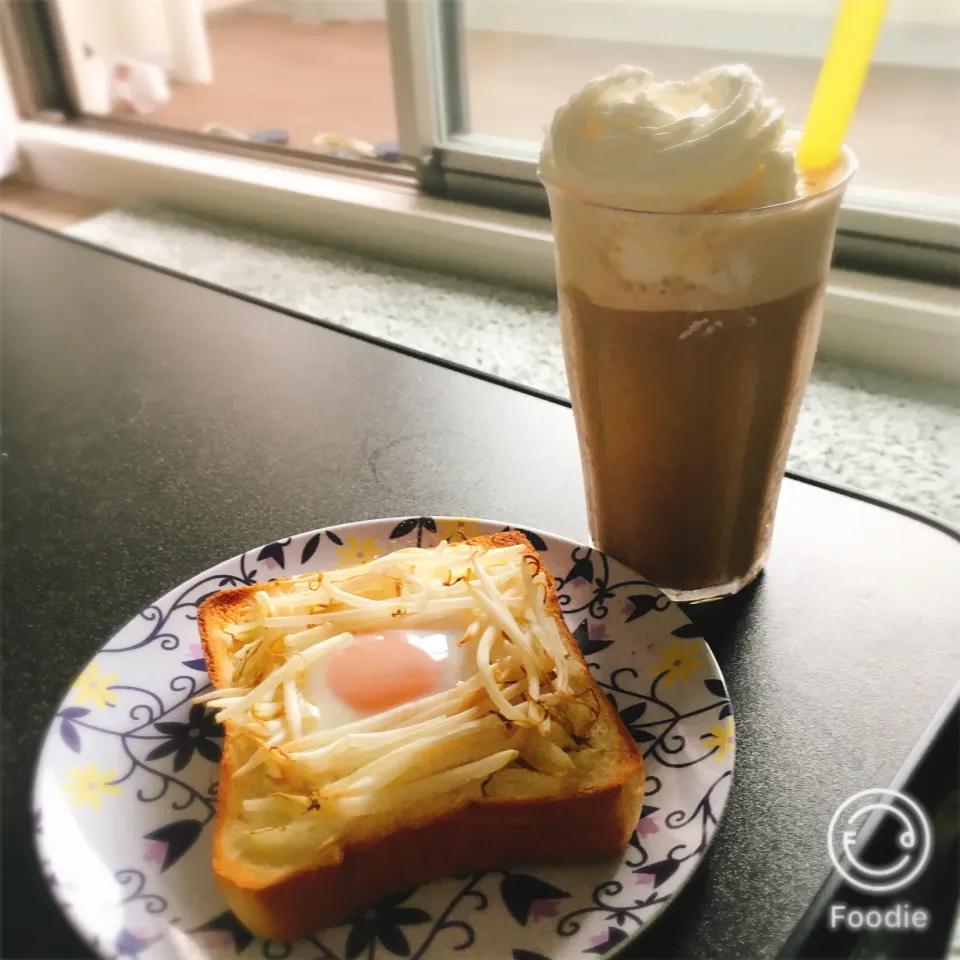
xmin=63 ymin=764 xmax=122 ymax=810
xmin=701 ymin=718 xmax=736 ymax=760
xmin=652 ymin=638 xmax=704 ymax=685
xmin=72 ymin=662 xmax=118 ymax=710
xmin=335 ymin=535 xmax=381 ymax=567
xmin=434 ymin=518 xmax=487 ymax=545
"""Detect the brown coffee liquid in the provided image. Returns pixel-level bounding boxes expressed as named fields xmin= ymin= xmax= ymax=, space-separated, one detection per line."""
xmin=560 ymin=282 xmax=825 ymax=592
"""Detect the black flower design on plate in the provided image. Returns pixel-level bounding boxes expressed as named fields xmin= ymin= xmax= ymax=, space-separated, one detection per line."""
xmin=344 ymin=889 xmax=430 ymax=958
xmin=500 ymin=526 xmax=548 ymax=552
xmin=143 ymin=818 xmax=204 ymax=872
xmin=585 ymin=925 xmax=630 ymax=954
xmin=115 ymin=927 xmax=154 ymax=958
xmin=634 ymin=856 xmax=682 ymax=888
xmin=623 ymin=592 xmax=669 ymax=622
xmin=499 ymin=872 xmax=571 ymax=926
xmin=704 ymin=677 xmax=733 ymax=719
xmin=256 ymin=539 xmax=289 ymax=570
xmin=572 ymin=618 xmax=613 ymax=657
xmin=300 ymin=532 xmax=322 ymax=565
xmin=190 ymin=910 xmax=255 ymax=954
xmin=147 ymin=704 xmax=222 ymax=772
xmin=389 ymin=517 xmax=437 ymax=547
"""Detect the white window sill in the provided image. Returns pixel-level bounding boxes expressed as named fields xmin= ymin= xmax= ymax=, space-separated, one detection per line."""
xmin=16 ymin=120 xmax=960 ymax=384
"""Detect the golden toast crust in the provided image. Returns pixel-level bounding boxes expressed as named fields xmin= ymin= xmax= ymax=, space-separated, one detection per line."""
xmin=198 ymin=532 xmax=644 ymax=940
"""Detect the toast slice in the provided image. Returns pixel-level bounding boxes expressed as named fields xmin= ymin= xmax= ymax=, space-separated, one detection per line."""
xmin=197 ymin=532 xmax=644 ymax=940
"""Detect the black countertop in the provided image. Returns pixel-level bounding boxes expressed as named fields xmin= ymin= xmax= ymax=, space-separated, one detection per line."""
xmin=2 ymin=218 xmax=958 ymax=960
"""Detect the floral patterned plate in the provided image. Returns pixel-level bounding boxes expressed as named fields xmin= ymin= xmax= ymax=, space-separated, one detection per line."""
xmin=34 ymin=517 xmax=735 ymax=960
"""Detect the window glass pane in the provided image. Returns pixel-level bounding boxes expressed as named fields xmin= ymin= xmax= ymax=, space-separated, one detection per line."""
xmin=52 ymin=0 xmax=401 ymax=162
xmin=459 ymin=0 xmax=960 ymax=196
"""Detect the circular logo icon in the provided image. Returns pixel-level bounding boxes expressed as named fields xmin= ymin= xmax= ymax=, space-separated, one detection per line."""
xmin=827 ymin=788 xmax=933 ymax=895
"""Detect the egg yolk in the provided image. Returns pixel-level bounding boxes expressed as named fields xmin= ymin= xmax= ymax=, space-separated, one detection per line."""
xmin=326 ymin=631 xmax=445 ymax=715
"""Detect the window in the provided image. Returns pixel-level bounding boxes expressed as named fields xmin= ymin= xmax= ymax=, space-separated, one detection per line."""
xmin=453 ymin=0 xmax=959 ymax=197
xmin=40 ymin=0 xmax=409 ymax=170
xmin=2 ymin=0 xmax=958 ymax=285
xmin=393 ymin=0 xmax=960 ymax=281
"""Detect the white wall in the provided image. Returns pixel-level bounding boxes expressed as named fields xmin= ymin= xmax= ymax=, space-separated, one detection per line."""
xmin=476 ymin=0 xmax=958 ymax=21
xmin=66 ymin=0 xmax=956 ymax=70
xmin=255 ymin=0 xmax=385 ymax=20
xmin=203 ymin=0 xmax=259 ymax=11
xmin=291 ymin=0 xmax=959 ymax=70
xmin=0 ymin=42 xmax=19 ymax=178
xmin=58 ymin=0 xmax=171 ymax=62
xmin=461 ymin=0 xmax=960 ymax=69
xmin=234 ymin=0 xmax=960 ymax=69
xmin=53 ymin=0 xmax=251 ymax=61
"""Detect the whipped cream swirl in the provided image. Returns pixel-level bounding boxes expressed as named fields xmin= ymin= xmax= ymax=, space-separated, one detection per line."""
xmin=539 ymin=64 xmax=799 ymax=212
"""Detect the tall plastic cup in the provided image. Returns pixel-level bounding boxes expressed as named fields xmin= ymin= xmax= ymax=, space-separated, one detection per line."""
xmin=544 ymin=148 xmax=855 ymax=601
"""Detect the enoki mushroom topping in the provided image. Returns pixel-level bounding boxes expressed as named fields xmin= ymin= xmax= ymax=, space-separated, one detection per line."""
xmin=195 ymin=540 xmax=599 ymax=849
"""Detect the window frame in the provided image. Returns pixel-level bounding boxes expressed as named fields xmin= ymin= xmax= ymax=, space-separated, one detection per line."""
xmin=2 ymin=0 xmax=957 ymax=384
xmin=391 ymin=0 xmax=960 ymax=285
xmin=0 ymin=0 xmax=73 ymax=118
xmin=5 ymin=0 xmax=417 ymax=186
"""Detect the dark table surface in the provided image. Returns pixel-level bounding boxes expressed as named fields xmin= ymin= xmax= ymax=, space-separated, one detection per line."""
xmin=2 ymin=218 xmax=958 ymax=960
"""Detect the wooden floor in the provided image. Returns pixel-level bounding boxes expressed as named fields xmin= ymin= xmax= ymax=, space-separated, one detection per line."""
xmin=123 ymin=14 xmax=397 ymax=149
xmin=115 ymin=10 xmax=958 ymax=196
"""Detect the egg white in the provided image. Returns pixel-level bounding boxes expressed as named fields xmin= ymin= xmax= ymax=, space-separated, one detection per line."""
xmin=303 ymin=629 xmax=476 ymax=732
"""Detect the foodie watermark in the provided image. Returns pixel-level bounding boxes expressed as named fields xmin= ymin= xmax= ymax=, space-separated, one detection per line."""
xmin=826 ymin=788 xmax=933 ymax=933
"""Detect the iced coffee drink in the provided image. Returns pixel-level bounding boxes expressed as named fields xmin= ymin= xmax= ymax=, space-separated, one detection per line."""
xmin=540 ymin=65 xmax=854 ymax=601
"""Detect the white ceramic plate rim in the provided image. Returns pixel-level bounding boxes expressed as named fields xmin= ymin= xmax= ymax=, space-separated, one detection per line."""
xmin=33 ymin=515 xmax=736 ymax=960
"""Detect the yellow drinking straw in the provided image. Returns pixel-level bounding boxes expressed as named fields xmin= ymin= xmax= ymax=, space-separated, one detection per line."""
xmin=797 ymin=0 xmax=888 ymax=173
